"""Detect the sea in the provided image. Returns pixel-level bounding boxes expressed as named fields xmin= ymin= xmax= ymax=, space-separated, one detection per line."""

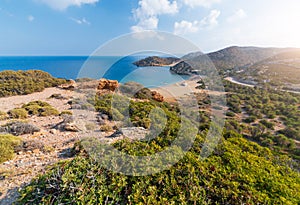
xmin=0 ymin=56 xmax=189 ymax=87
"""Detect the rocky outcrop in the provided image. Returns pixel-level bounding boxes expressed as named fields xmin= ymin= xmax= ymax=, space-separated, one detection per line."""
xmin=151 ymin=91 xmax=164 ymax=102
xmin=170 ymin=61 xmax=194 ymax=75
xmin=52 ymin=115 xmax=81 ymax=132
xmin=97 ymin=78 xmax=119 ymax=95
xmin=109 ymin=127 xmax=149 ymax=141
xmin=58 ymin=80 xmax=77 ymax=90
xmin=133 ymin=56 xmax=180 ymax=67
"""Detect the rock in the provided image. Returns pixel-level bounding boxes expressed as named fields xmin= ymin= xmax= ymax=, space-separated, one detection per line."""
xmin=97 ymin=78 xmax=119 ymax=95
xmin=109 ymin=127 xmax=149 ymax=141
xmin=58 ymin=79 xmax=77 ymax=90
xmin=151 ymin=91 xmax=164 ymax=102
xmin=64 ymin=123 xmax=81 ymax=132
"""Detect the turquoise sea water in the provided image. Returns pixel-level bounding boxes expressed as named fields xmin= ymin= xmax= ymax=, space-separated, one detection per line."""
xmin=0 ymin=56 xmax=188 ymax=87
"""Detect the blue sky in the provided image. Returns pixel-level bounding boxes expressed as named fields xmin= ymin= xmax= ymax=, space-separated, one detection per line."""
xmin=0 ymin=0 xmax=300 ymax=55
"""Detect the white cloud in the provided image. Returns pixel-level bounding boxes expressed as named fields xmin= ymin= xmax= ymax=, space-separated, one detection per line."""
xmin=70 ymin=17 xmax=91 ymax=25
xmin=227 ymin=9 xmax=246 ymax=23
xmin=199 ymin=9 xmax=220 ymax=29
xmin=131 ymin=16 xmax=158 ymax=32
xmin=28 ymin=15 xmax=35 ymax=22
xmin=131 ymin=0 xmax=178 ymax=32
xmin=174 ymin=20 xmax=199 ymax=35
xmin=182 ymin=0 xmax=221 ymax=8
xmin=173 ymin=10 xmax=220 ymax=35
xmin=37 ymin=0 xmax=98 ymax=10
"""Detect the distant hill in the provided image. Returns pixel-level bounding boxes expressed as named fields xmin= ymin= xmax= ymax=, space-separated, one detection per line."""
xmin=236 ymin=50 xmax=300 ymax=90
xmin=133 ymin=47 xmax=300 ymax=89
xmin=133 ymin=56 xmax=180 ymax=67
xmin=174 ymin=46 xmax=295 ymax=74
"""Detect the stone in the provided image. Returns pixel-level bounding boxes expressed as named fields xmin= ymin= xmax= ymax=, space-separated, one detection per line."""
xmin=58 ymin=79 xmax=77 ymax=90
xmin=109 ymin=127 xmax=149 ymax=141
xmin=151 ymin=91 xmax=164 ymax=102
xmin=64 ymin=123 xmax=81 ymax=132
xmin=97 ymin=78 xmax=119 ymax=95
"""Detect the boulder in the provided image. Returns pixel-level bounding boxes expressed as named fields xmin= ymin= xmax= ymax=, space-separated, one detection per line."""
xmin=109 ymin=127 xmax=149 ymax=140
xmin=97 ymin=78 xmax=119 ymax=95
xmin=64 ymin=123 xmax=81 ymax=132
xmin=151 ymin=91 xmax=164 ymax=102
xmin=58 ymin=79 xmax=77 ymax=90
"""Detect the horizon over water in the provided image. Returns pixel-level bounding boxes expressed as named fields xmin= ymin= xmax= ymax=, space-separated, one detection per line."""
xmin=0 ymin=56 xmax=189 ymax=87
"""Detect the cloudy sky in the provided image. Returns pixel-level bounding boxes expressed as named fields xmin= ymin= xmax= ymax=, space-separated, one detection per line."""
xmin=1 ymin=0 xmax=300 ymax=55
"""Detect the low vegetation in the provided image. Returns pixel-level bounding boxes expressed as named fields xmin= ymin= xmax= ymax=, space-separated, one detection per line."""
xmin=224 ymin=81 xmax=300 ymax=160
xmin=8 ymin=108 xmax=28 ymax=119
xmin=0 ymin=121 xmax=40 ymax=136
xmin=0 ymin=70 xmax=67 ymax=97
xmin=22 ymin=101 xmax=60 ymax=116
xmin=0 ymin=134 xmax=21 ymax=163
xmin=17 ymin=132 xmax=300 ymax=204
xmin=17 ymin=88 xmax=300 ymax=204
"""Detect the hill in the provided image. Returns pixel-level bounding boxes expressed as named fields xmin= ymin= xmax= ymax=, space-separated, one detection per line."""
xmin=170 ymin=46 xmax=295 ymax=75
xmin=133 ymin=56 xmax=180 ymax=67
xmin=236 ymin=50 xmax=300 ymax=90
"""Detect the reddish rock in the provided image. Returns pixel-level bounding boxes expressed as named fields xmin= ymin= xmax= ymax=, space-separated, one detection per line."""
xmin=58 ymin=80 xmax=77 ymax=90
xmin=97 ymin=78 xmax=119 ymax=95
xmin=151 ymin=91 xmax=164 ymax=102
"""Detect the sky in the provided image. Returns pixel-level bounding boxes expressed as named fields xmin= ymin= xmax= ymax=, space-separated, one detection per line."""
xmin=0 ymin=0 xmax=300 ymax=55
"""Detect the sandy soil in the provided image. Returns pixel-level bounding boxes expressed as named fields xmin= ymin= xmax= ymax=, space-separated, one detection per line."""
xmin=0 ymin=87 xmax=74 ymax=112
xmin=150 ymin=76 xmax=225 ymax=102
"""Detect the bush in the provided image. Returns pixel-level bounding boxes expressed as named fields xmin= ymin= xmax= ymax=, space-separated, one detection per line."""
xmin=243 ymin=115 xmax=257 ymax=123
xmin=15 ymin=140 xmax=45 ymax=153
xmin=22 ymin=101 xmax=60 ymax=117
xmin=0 ymin=110 xmax=8 ymax=120
xmin=0 ymin=70 xmax=67 ymax=97
xmin=226 ymin=111 xmax=235 ymax=117
xmin=60 ymin=110 xmax=73 ymax=116
xmin=0 ymin=134 xmax=21 ymax=163
xmin=17 ymin=135 xmax=300 ymax=204
xmin=0 ymin=121 xmax=40 ymax=136
xmin=99 ymin=125 xmax=113 ymax=132
xmin=39 ymin=106 xmax=60 ymax=116
xmin=85 ymin=123 xmax=96 ymax=131
xmin=8 ymin=108 xmax=28 ymax=119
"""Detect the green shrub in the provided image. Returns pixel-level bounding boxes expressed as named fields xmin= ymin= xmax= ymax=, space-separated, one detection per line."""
xmin=17 ymin=135 xmax=300 ymax=204
xmin=8 ymin=108 xmax=28 ymax=119
xmin=39 ymin=106 xmax=60 ymax=116
xmin=22 ymin=101 xmax=60 ymax=117
xmin=0 ymin=70 xmax=67 ymax=97
xmin=243 ymin=115 xmax=257 ymax=123
xmin=0 ymin=110 xmax=8 ymax=120
xmin=60 ymin=110 xmax=73 ymax=116
xmin=99 ymin=125 xmax=113 ymax=132
xmin=0 ymin=134 xmax=21 ymax=163
xmin=85 ymin=123 xmax=96 ymax=131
